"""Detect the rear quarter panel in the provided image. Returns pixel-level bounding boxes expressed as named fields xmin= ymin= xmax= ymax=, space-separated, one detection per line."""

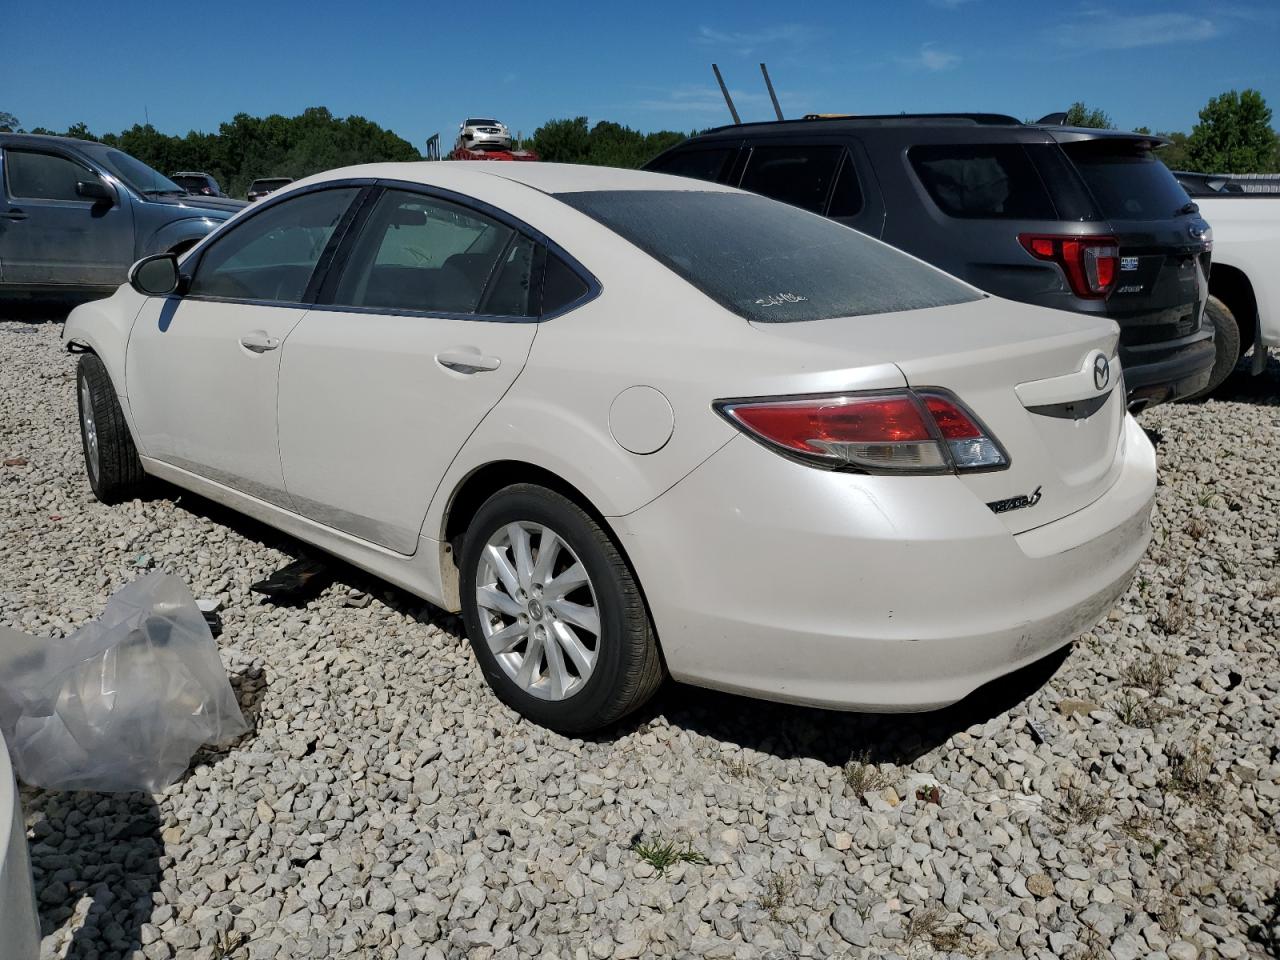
xmin=1198 ymin=197 xmax=1280 ymax=347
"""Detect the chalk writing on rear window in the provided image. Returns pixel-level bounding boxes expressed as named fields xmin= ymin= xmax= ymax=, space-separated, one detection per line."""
xmin=754 ymin=292 xmax=809 ymax=307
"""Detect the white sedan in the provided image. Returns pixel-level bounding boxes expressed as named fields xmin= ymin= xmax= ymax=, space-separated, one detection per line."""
xmin=64 ymin=162 xmax=1156 ymax=732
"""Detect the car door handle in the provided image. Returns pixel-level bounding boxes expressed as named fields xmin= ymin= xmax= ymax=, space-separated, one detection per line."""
xmin=240 ymin=332 xmax=281 ymax=353
xmin=0 ymin=209 xmax=27 ymax=221
xmin=436 ymin=349 xmax=501 ymax=373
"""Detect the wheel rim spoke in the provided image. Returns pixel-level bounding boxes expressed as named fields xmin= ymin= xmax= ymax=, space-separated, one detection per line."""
xmin=545 ymin=561 xmax=588 ymax=599
xmin=552 ymin=620 xmax=596 ymax=676
xmin=485 ymin=620 xmax=527 ymax=655
xmin=531 ymin=530 xmax=562 ymax=585
xmin=476 ymin=584 xmax=523 ymax=619
xmin=552 ymin=599 xmax=599 ymax=635
xmin=514 ymin=632 xmax=544 ymax=690
xmin=541 ymin=627 xmax=572 ymax=699
xmin=508 ymin=523 xmax=535 ymax=593
xmin=484 ymin=544 xmax=521 ymax=599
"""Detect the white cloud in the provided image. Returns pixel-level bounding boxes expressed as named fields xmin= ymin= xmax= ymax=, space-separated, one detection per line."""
xmin=897 ymin=42 xmax=961 ymax=72
xmin=630 ymin=83 xmax=804 ymax=118
xmin=694 ymin=24 xmax=812 ymax=56
xmin=1052 ymin=11 xmax=1217 ymax=50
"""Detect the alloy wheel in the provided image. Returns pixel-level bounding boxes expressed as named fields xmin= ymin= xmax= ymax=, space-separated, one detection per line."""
xmin=475 ymin=522 xmax=600 ymax=701
xmin=79 ymin=377 xmax=100 ymax=485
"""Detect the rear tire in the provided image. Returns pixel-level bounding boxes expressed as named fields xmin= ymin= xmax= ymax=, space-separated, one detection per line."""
xmin=459 ymin=484 xmax=663 ymax=733
xmin=1187 ymin=295 xmax=1241 ymax=399
xmin=77 ymin=354 xmax=145 ymax=504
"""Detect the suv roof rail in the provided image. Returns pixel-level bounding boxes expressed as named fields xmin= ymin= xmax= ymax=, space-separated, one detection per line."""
xmin=704 ymin=112 xmax=1023 ymax=134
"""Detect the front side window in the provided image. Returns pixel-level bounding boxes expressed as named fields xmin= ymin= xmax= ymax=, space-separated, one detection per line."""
xmin=188 ymin=187 xmax=358 ymax=302
xmin=648 ymin=147 xmax=736 ymax=184
xmin=910 ymin=144 xmax=1056 ymax=219
xmin=558 ymin=189 xmax=979 ymax=323
xmin=328 ymin=190 xmax=518 ymax=315
xmin=5 ymin=150 xmax=96 ymax=202
xmin=738 ymin=144 xmax=843 ymax=213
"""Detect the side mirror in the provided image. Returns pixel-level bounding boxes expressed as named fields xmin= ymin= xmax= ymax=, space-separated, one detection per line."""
xmin=128 ymin=254 xmax=180 ymax=297
xmin=76 ymin=180 xmax=114 ymax=203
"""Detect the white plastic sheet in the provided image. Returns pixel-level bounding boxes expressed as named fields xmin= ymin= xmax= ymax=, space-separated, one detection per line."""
xmin=0 ymin=573 xmax=247 ymax=793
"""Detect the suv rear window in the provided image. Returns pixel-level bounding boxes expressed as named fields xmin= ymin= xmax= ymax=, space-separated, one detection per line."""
xmin=909 ymin=144 xmax=1056 ymax=220
xmin=739 ymin=145 xmax=843 ymax=214
xmin=556 ymin=189 xmax=979 ymax=323
xmin=648 ymin=147 xmax=735 ymax=184
xmin=1063 ymin=141 xmax=1192 ymax=221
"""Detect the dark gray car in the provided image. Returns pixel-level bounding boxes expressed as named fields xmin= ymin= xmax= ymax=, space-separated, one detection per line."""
xmin=0 ymin=133 xmax=245 ymax=299
xmin=647 ymin=115 xmax=1216 ymax=408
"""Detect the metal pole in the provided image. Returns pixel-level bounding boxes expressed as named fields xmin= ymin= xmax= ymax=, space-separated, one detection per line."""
xmin=712 ymin=64 xmax=742 ymax=125
xmin=760 ymin=63 xmax=784 ymax=121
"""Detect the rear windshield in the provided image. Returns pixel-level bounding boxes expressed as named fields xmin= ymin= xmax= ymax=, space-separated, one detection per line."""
xmin=556 ymin=189 xmax=980 ymax=323
xmin=1064 ymin=141 xmax=1192 ymax=221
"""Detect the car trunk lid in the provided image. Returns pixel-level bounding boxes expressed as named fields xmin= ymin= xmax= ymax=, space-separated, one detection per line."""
xmin=748 ymin=297 xmax=1126 ymax=533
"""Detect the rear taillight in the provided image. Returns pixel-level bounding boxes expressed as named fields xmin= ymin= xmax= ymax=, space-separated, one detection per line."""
xmin=1018 ymin=234 xmax=1119 ymax=299
xmin=716 ymin=391 xmax=1008 ymax=474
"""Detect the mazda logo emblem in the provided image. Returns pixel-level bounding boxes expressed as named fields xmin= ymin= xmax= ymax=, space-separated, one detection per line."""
xmin=1093 ymin=354 xmax=1110 ymax=391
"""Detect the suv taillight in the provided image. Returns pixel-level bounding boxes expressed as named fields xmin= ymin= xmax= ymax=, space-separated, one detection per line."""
xmin=715 ymin=390 xmax=1008 ymax=474
xmin=1018 ymin=234 xmax=1120 ymax=300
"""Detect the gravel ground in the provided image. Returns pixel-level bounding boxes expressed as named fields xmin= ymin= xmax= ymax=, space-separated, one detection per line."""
xmin=1 ymin=316 xmax=1278 ymax=960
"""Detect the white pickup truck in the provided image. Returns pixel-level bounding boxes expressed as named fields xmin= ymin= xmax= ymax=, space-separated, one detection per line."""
xmin=1176 ymin=172 xmax=1280 ymax=396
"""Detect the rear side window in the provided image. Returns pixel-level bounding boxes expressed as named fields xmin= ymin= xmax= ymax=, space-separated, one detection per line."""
xmin=648 ymin=147 xmax=735 ymax=184
xmin=542 ymin=254 xmax=590 ymax=314
xmin=910 ymin=144 xmax=1056 ymax=219
xmin=557 ymin=190 xmax=978 ymax=323
xmin=827 ymin=154 xmax=864 ymax=218
xmin=1063 ymin=141 xmax=1193 ymax=221
xmin=189 ymin=187 xmax=358 ymax=302
xmin=739 ymin=145 xmax=842 ymax=213
xmin=5 ymin=150 xmax=92 ymax=201
xmin=330 ymin=189 xmax=516 ymax=315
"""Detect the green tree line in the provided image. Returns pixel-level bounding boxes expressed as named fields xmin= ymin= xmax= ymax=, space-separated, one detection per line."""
xmin=3 ymin=88 xmax=1276 ymax=195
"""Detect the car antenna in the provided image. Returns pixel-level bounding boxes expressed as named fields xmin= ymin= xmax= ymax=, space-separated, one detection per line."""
xmin=760 ymin=63 xmax=784 ymax=121
xmin=712 ymin=64 xmax=742 ymax=124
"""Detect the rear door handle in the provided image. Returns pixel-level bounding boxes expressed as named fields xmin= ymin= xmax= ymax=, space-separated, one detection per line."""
xmin=0 ymin=209 xmax=27 ymax=221
xmin=436 ymin=349 xmax=501 ymax=373
xmin=240 ymin=331 xmax=281 ymax=353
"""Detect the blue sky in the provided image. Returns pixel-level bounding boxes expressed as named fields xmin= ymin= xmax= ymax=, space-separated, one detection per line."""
xmin=3 ymin=0 xmax=1277 ymax=148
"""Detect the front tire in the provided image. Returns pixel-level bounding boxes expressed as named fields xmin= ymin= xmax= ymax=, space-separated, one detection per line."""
xmin=1187 ymin=295 xmax=1241 ymax=399
xmin=459 ymin=484 xmax=663 ymax=733
xmin=77 ymin=354 xmax=145 ymax=504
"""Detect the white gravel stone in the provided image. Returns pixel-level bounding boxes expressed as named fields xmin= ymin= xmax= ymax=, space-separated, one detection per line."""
xmin=4 ymin=319 xmax=1279 ymax=959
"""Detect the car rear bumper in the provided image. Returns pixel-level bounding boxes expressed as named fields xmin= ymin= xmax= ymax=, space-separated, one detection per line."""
xmin=613 ymin=415 xmax=1155 ymax=712
xmin=1120 ymin=329 xmax=1215 ymax=407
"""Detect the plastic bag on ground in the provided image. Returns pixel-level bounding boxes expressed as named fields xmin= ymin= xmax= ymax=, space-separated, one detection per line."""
xmin=0 ymin=573 xmax=247 ymax=793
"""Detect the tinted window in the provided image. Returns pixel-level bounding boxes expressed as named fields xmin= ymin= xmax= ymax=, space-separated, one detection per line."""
xmin=189 ymin=187 xmax=357 ymax=302
xmin=542 ymin=254 xmax=590 ymax=314
xmin=739 ymin=145 xmax=842 ymax=213
xmin=330 ymin=189 xmax=515 ymax=314
xmin=910 ymin=144 xmax=1056 ymax=219
xmin=558 ymin=190 xmax=978 ymax=323
xmin=5 ymin=150 xmax=93 ymax=201
xmin=648 ymin=148 xmax=735 ymax=184
xmin=479 ymin=234 xmax=538 ymax=317
xmin=1064 ymin=141 xmax=1194 ymax=221
xmin=827 ymin=154 xmax=863 ymax=218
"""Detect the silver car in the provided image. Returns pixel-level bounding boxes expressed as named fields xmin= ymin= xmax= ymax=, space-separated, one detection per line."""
xmin=459 ymin=117 xmax=512 ymax=150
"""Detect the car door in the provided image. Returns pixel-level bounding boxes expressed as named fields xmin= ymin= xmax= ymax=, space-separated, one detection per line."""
xmin=125 ymin=185 xmax=362 ymax=506
xmin=276 ymin=186 xmax=542 ymax=554
xmin=0 ymin=146 xmax=133 ymax=286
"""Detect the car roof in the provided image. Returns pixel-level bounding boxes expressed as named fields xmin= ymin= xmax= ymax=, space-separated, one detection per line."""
xmin=289 ymin=161 xmax=738 ymax=195
xmin=0 ymin=132 xmax=102 ymax=151
xmin=686 ymin=114 xmax=1169 ymax=147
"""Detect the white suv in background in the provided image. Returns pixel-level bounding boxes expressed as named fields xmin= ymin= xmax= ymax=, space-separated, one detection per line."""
xmin=459 ymin=117 xmax=512 ymax=150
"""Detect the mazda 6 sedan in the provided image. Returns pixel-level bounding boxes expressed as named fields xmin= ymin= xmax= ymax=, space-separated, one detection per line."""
xmin=64 ymin=162 xmax=1156 ymax=732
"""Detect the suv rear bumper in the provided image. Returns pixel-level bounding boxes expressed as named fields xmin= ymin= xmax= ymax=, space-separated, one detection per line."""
xmin=1120 ymin=328 xmax=1215 ymax=407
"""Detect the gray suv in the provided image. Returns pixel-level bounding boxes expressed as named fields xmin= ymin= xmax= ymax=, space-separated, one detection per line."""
xmin=647 ymin=115 xmax=1216 ymax=408
xmin=0 ymin=133 xmax=245 ymax=300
